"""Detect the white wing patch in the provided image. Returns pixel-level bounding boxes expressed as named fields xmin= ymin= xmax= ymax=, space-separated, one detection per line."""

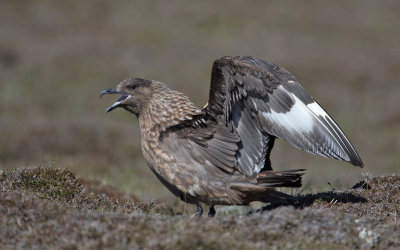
xmin=258 ymin=86 xmax=352 ymax=161
xmin=261 ymin=94 xmax=316 ymax=135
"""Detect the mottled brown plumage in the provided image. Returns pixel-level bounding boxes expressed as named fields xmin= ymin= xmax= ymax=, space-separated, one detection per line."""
xmin=101 ymin=56 xmax=362 ymax=217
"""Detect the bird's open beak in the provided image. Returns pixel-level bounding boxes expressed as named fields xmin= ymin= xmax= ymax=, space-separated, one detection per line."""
xmin=100 ymin=87 xmax=130 ymax=113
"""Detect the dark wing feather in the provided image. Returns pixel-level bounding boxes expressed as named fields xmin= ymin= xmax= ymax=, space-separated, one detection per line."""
xmin=205 ymin=56 xmax=363 ymax=175
xmin=183 ymin=118 xmax=240 ymax=174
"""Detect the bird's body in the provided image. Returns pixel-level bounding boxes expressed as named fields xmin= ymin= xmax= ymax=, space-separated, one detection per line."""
xmin=101 ymin=56 xmax=363 ymax=216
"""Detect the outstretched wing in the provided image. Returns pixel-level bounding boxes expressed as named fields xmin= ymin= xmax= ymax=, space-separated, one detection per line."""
xmin=205 ymin=56 xmax=363 ymax=176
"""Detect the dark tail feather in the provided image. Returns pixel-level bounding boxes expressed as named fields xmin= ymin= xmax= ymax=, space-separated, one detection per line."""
xmin=256 ymin=169 xmax=305 ymax=188
xmin=257 ymin=169 xmax=304 ymax=204
xmin=230 ymin=169 xmax=305 ymax=204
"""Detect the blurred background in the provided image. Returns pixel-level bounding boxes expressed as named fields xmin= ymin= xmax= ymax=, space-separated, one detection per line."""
xmin=1 ymin=0 xmax=399 ymax=203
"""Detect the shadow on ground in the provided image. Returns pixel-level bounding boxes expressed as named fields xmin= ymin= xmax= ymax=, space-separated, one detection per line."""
xmin=1 ymin=166 xmax=399 ymax=249
xmin=259 ymin=181 xmax=370 ymax=212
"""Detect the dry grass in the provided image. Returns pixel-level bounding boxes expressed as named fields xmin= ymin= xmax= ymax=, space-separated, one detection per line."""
xmin=0 ymin=166 xmax=172 ymax=215
xmin=1 ymin=166 xmax=399 ymax=249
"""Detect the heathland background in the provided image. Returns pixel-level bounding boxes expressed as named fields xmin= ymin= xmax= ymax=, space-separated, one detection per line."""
xmin=1 ymin=0 xmax=399 ymax=205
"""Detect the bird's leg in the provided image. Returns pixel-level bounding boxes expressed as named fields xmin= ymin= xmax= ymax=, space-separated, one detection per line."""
xmin=263 ymin=137 xmax=275 ymax=171
xmin=208 ymin=205 xmax=216 ymax=217
xmin=195 ymin=204 xmax=203 ymax=217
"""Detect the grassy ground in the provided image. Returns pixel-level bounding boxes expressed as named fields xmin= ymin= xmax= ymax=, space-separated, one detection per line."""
xmin=1 ymin=166 xmax=399 ymax=249
xmin=0 ymin=1 xmax=400 ymax=247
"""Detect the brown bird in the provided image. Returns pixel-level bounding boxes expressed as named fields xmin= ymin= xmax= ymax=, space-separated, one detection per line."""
xmin=101 ymin=56 xmax=363 ymax=217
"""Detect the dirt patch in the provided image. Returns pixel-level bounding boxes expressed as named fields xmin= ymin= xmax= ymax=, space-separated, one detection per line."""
xmin=1 ymin=166 xmax=399 ymax=249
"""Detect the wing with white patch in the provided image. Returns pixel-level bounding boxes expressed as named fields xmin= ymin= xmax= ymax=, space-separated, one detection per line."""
xmin=206 ymin=56 xmax=363 ymax=175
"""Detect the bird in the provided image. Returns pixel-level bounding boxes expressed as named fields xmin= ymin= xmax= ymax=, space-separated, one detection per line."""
xmin=100 ymin=56 xmax=363 ymax=217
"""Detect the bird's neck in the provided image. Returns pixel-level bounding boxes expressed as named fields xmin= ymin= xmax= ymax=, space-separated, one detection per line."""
xmin=138 ymin=89 xmax=202 ymax=133
xmin=138 ymin=90 xmax=202 ymax=171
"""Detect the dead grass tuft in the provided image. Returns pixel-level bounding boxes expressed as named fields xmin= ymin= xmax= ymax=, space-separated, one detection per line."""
xmin=0 ymin=166 xmax=173 ymax=216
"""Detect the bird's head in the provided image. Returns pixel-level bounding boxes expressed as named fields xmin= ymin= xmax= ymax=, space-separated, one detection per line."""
xmin=100 ymin=78 xmax=155 ymax=116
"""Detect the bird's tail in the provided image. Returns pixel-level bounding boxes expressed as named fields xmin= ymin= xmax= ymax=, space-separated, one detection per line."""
xmin=256 ymin=169 xmax=305 ymax=188
xmin=230 ymin=169 xmax=305 ymax=204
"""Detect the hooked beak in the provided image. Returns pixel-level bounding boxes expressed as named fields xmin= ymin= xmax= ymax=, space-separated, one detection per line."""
xmin=100 ymin=87 xmax=130 ymax=113
xmin=100 ymin=87 xmax=121 ymax=98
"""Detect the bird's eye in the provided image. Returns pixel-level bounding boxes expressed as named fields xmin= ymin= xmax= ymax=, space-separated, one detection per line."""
xmin=128 ymin=85 xmax=136 ymax=90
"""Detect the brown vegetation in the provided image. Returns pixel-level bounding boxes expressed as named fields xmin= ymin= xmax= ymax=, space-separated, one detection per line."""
xmin=1 ymin=166 xmax=399 ymax=249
